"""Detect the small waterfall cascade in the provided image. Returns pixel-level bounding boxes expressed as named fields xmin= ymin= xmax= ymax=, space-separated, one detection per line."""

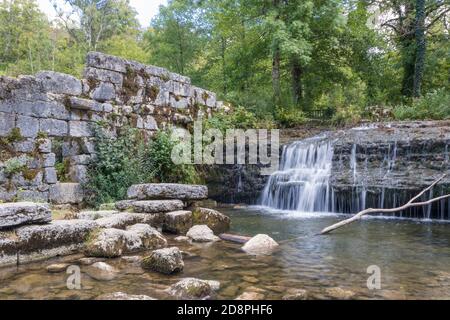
xmin=260 ymin=137 xmax=334 ymax=212
xmin=259 ymin=133 xmax=450 ymax=220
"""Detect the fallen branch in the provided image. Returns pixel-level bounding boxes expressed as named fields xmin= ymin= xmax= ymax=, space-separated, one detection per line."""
xmin=321 ymin=174 xmax=449 ymax=235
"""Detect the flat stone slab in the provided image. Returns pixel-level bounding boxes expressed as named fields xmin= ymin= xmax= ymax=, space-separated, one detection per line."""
xmin=127 ymin=184 xmax=208 ymax=201
xmin=132 ymin=200 xmax=184 ymax=214
xmin=15 ymin=219 xmax=98 ymax=254
xmin=0 ymin=202 xmax=51 ymax=230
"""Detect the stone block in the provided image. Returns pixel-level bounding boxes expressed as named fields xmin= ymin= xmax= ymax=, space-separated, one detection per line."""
xmin=0 ymin=202 xmax=51 ymax=230
xmin=36 ymin=71 xmax=82 ymax=96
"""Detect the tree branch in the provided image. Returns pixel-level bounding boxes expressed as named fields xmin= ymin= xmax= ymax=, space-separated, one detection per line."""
xmin=321 ymin=175 xmax=448 ymax=235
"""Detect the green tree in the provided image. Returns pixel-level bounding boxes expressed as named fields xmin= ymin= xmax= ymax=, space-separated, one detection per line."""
xmin=52 ymin=0 xmax=140 ymax=51
xmin=0 ymin=0 xmax=53 ymax=75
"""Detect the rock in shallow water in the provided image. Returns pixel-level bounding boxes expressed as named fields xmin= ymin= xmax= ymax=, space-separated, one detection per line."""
xmin=46 ymin=263 xmax=69 ymax=273
xmin=96 ymin=292 xmax=156 ymax=300
xmin=282 ymin=288 xmax=309 ymax=300
xmin=241 ymin=234 xmax=278 ymax=255
xmin=85 ymin=224 xmax=167 ymax=258
xmin=186 ymin=225 xmax=220 ymax=242
xmin=163 ymin=210 xmax=193 ymax=234
xmin=192 ymin=207 xmax=230 ymax=234
xmin=0 ymin=202 xmax=51 ymax=230
xmin=325 ymin=287 xmax=355 ymax=300
xmin=142 ymin=247 xmax=184 ymax=274
xmin=166 ymin=278 xmax=220 ymax=300
xmin=85 ymin=262 xmax=118 ymax=281
xmin=235 ymin=291 xmax=265 ymax=300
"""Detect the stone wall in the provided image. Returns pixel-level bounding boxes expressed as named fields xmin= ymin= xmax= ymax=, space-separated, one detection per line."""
xmin=0 ymin=52 xmax=222 ymax=205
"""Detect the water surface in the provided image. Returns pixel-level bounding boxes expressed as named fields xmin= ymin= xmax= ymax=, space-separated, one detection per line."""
xmin=1 ymin=207 xmax=450 ymax=300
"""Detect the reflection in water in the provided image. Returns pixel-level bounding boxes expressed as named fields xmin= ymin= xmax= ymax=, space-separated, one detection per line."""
xmin=1 ymin=207 xmax=450 ymax=300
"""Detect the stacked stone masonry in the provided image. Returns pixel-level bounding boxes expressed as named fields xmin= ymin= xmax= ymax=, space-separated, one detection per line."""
xmin=0 ymin=52 xmax=222 ymax=204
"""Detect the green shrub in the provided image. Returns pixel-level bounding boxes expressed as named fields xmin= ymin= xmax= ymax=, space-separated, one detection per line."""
xmin=274 ymin=106 xmax=306 ymax=128
xmin=83 ymin=126 xmax=200 ymax=208
xmin=142 ymin=130 xmax=200 ymax=184
xmin=83 ymin=126 xmax=145 ymax=208
xmin=393 ymin=89 xmax=450 ymax=120
xmin=331 ymin=105 xmax=362 ymax=126
xmin=203 ymin=106 xmax=276 ymax=132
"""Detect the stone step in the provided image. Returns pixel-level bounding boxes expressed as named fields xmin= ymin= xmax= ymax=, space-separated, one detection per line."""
xmin=127 ymin=184 xmax=208 ymax=201
xmin=132 ymin=200 xmax=184 ymax=213
xmin=0 ymin=202 xmax=51 ymax=230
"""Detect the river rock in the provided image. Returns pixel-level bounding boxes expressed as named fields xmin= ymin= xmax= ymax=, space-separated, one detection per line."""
xmin=174 ymin=236 xmax=190 ymax=242
xmin=96 ymin=292 xmax=156 ymax=300
xmin=15 ymin=219 xmax=97 ymax=261
xmin=84 ymin=228 xmax=127 ymax=258
xmin=282 ymin=289 xmax=309 ymax=300
xmin=0 ymin=202 xmax=51 ymax=230
xmin=132 ymin=200 xmax=184 ymax=213
xmin=127 ymin=183 xmax=208 ymax=200
xmin=126 ymin=224 xmax=167 ymax=249
xmin=325 ymin=287 xmax=356 ymax=300
xmin=46 ymin=263 xmax=69 ymax=273
xmin=241 ymin=234 xmax=279 ymax=255
xmin=235 ymin=291 xmax=265 ymax=300
xmin=192 ymin=207 xmax=230 ymax=234
xmin=166 ymin=278 xmax=220 ymax=300
xmin=163 ymin=210 xmax=193 ymax=234
xmin=86 ymin=262 xmax=118 ymax=281
xmin=186 ymin=225 xmax=220 ymax=242
xmin=0 ymin=234 xmax=17 ymax=266
xmin=78 ymin=257 xmax=104 ymax=265
xmin=141 ymin=247 xmax=184 ymax=274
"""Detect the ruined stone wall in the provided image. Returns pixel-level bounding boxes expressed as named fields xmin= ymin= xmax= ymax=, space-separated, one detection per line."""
xmin=0 ymin=52 xmax=221 ymax=205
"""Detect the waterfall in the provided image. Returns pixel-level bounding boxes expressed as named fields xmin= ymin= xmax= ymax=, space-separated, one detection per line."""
xmin=260 ymin=137 xmax=334 ymax=212
xmin=259 ymin=134 xmax=448 ymax=219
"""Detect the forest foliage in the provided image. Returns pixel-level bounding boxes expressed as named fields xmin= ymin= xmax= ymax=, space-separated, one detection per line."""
xmin=1 ymin=0 xmax=449 ymax=125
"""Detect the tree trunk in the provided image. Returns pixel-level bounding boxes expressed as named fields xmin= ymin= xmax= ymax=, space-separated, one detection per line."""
xmin=221 ymin=36 xmax=227 ymax=95
xmin=271 ymin=0 xmax=282 ymax=106
xmin=291 ymin=58 xmax=303 ymax=106
xmin=400 ymin=2 xmax=416 ymax=97
xmin=413 ymin=0 xmax=426 ymax=97
xmin=272 ymin=46 xmax=281 ymax=105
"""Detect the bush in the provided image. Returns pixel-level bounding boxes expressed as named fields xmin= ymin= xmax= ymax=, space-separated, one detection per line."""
xmin=83 ymin=126 xmax=144 ymax=208
xmin=84 ymin=126 xmax=200 ymax=208
xmin=142 ymin=130 xmax=200 ymax=184
xmin=203 ymin=106 xmax=276 ymax=132
xmin=274 ymin=106 xmax=306 ymax=128
xmin=331 ymin=105 xmax=362 ymax=126
xmin=393 ymin=89 xmax=450 ymax=120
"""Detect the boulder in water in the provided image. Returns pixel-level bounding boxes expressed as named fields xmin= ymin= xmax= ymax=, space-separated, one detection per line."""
xmin=166 ymin=278 xmax=219 ymax=300
xmin=192 ymin=207 xmax=230 ymax=234
xmin=186 ymin=225 xmax=220 ymax=242
xmin=163 ymin=210 xmax=193 ymax=234
xmin=96 ymin=292 xmax=156 ymax=300
xmin=141 ymin=247 xmax=184 ymax=274
xmin=241 ymin=234 xmax=278 ymax=255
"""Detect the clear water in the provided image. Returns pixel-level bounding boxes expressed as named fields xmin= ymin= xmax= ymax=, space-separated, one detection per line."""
xmin=1 ymin=207 xmax=450 ymax=300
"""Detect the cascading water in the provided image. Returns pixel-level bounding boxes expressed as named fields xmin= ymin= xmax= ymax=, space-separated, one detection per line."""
xmin=260 ymin=137 xmax=334 ymax=212
xmin=259 ymin=132 xmax=450 ymax=220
